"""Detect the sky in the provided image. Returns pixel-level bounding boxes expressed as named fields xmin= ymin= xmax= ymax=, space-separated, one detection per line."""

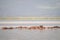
xmin=0 ymin=0 xmax=60 ymax=17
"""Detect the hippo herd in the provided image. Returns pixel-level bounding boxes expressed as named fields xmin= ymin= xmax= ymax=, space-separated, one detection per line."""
xmin=2 ymin=25 xmax=60 ymax=30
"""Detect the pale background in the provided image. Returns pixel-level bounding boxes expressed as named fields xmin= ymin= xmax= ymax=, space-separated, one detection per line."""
xmin=0 ymin=0 xmax=60 ymax=40
xmin=0 ymin=0 xmax=60 ymax=26
xmin=0 ymin=0 xmax=60 ymax=17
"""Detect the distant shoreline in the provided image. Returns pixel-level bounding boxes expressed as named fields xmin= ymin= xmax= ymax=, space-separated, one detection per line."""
xmin=0 ymin=17 xmax=60 ymax=20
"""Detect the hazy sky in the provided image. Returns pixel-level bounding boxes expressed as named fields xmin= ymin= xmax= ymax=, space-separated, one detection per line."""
xmin=0 ymin=0 xmax=60 ymax=17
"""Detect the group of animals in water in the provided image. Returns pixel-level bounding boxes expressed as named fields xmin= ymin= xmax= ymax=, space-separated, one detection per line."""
xmin=2 ymin=25 xmax=60 ymax=30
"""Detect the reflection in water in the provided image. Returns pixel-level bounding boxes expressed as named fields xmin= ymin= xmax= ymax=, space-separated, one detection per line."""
xmin=0 ymin=29 xmax=60 ymax=40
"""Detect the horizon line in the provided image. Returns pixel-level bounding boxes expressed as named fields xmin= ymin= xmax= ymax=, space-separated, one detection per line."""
xmin=0 ymin=17 xmax=60 ymax=20
xmin=0 ymin=21 xmax=60 ymax=24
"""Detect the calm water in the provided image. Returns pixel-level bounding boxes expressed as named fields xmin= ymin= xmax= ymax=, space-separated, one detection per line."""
xmin=0 ymin=20 xmax=60 ymax=40
xmin=0 ymin=21 xmax=60 ymax=27
xmin=0 ymin=29 xmax=60 ymax=40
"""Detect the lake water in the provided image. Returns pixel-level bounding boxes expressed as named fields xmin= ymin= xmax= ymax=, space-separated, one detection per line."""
xmin=0 ymin=29 xmax=60 ymax=40
xmin=0 ymin=20 xmax=60 ymax=40
xmin=0 ymin=21 xmax=60 ymax=27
